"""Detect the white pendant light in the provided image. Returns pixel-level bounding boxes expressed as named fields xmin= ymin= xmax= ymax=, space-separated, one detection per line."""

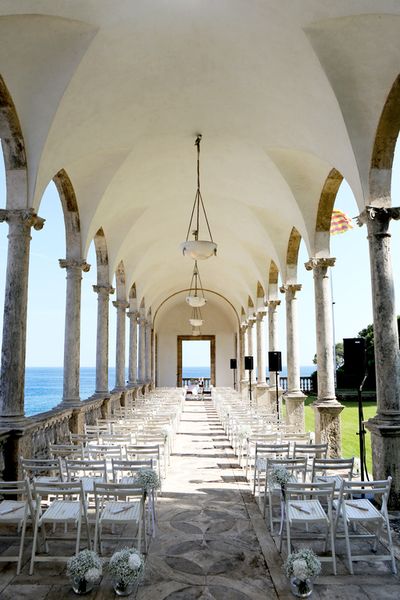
xmin=180 ymin=135 xmax=217 ymax=260
xmin=189 ymin=306 xmax=204 ymax=328
xmin=186 ymin=261 xmax=207 ymax=307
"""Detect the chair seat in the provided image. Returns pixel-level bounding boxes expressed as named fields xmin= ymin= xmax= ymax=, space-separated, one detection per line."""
xmin=288 ymin=499 xmax=328 ymax=523
xmin=40 ymin=500 xmax=81 ymax=523
xmin=0 ymin=501 xmax=26 ymax=522
xmin=100 ymin=500 xmax=141 ymax=523
xmin=314 ymin=475 xmax=343 ymax=490
xmin=79 ymin=476 xmax=105 ymax=494
xmin=334 ymin=498 xmax=383 ymax=521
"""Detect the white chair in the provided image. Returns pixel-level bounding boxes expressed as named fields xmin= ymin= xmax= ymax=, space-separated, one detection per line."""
xmin=264 ymin=457 xmax=307 ymax=531
xmin=0 ymin=480 xmax=34 ymax=574
xmin=20 ymin=456 xmax=63 ymax=483
xmin=111 ymin=459 xmax=154 ymax=483
xmin=30 ymin=480 xmax=90 ymax=574
xmin=334 ymin=477 xmax=397 ymax=574
xmin=281 ymin=480 xmax=337 ymax=574
xmin=65 ymin=459 xmax=108 ymax=495
xmin=312 ymin=457 xmax=354 ymax=494
xmin=253 ymin=442 xmax=290 ymax=497
xmin=93 ymin=482 xmax=146 ymax=554
xmin=125 ymin=445 xmax=162 ymax=481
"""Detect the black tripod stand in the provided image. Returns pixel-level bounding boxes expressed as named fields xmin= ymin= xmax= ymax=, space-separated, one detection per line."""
xmin=356 ymin=371 xmax=369 ymax=482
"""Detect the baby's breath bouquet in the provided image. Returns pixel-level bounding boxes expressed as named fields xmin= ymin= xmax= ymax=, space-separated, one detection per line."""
xmin=269 ymin=466 xmax=292 ymax=487
xmin=284 ymin=548 xmax=321 ymax=597
xmin=109 ymin=547 xmax=144 ymax=595
xmin=134 ymin=468 xmax=161 ymax=491
xmin=67 ymin=549 xmax=102 ymax=594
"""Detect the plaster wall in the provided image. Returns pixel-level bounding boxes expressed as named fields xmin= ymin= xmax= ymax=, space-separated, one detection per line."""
xmin=156 ymin=300 xmax=236 ymax=388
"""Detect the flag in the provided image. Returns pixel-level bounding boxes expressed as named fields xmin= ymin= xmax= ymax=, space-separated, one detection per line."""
xmin=330 ymin=209 xmax=354 ymax=235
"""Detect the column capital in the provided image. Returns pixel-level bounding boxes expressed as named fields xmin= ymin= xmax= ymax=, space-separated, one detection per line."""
xmin=241 ymin=323 xmax=248 ymax=332
xmin=268 ymin=300 xmax=281 ymax=309
xmin=256 ymin=309 xmax=267 ymax=320
xmin=127 ymin=310 xmax=139 ymax=320
xmin=0 ymin=208 xmax=45 ymax=231
xmin=357 ymin=205 xmax=400 ymax=238
xmin=305 ymin=257 xmax=336 ymax=271
xmin=59 ymin=258 xmax=90 ymax=272
xmin=280 ymin=283 xmax=302 ymax=295
xmin=138 ymin=315 xmax=147 ymax=325
xmin=113 ymin=300 xmax=129 ymax=310
xmin=93 ymin=284 xmax=115 ymax=295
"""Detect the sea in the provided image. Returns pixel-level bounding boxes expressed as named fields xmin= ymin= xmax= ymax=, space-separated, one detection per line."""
xmin=23 ymin=365 xmax=315 ymax=417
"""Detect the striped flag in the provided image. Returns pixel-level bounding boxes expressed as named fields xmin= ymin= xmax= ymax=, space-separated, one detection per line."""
xmin=330 ymin=209 xmax=354 ymax=235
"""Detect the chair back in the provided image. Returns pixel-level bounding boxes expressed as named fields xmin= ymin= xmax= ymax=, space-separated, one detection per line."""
xmin=32 ymin=480 xmax=85 ymax=501
xmin=111 ymin=459 xmax=153 ymax=482
xmin=20 ymin=456 xmax=63 ymax=481
xmin=267 ymin=457 xmax=308 ymax=483
xmin=292 ymin=442 xmax=328 ymax=460
xmin=255 ymin=442 xmax=290 ymax=460
xmin=285 ymin=480 xmax=336 ymax=504
xmin=339 ymin=477 xmax=392 ymax=511
xmin=65 ymin=459 xmax=108 ymax=482
xmin=49 ymin=443 xmax=84 ymax=460
xmin=312 ymin=457 xmax=354 ymax=481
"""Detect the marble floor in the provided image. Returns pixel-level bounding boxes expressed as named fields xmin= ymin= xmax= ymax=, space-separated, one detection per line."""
xmin=0 ymin=396 xmax=400 ymax=599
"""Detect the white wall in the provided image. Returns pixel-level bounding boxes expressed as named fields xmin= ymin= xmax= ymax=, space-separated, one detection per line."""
xmin=155 ymin=296 xmax=238 ymax=387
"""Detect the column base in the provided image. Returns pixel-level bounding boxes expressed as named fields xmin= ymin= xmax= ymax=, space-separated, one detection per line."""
xmin=0 ymin=415 xmax=27 ymax=428
xmin=256 ymin=383 xmax=269 ymax=409
xmin=366 ymin=414 xmax=400 ymax=509
xmin=312 ymin=400 xmax=344 ymax=457
xmin=240 ymin=380 xmax=249 ymax=401
xmin=267 ymin=387 xmax=284 ymax=419
xmin=285 ymin=391 xmax=306 ymax=433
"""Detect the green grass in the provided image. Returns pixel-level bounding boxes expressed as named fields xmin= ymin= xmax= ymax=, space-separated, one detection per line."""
xmin=303 ymin=396 xmax=376 ymax=473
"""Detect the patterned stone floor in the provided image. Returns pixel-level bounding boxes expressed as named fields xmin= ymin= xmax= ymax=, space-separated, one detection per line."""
xmin=1 ymin=395 xmax=400 ymax=599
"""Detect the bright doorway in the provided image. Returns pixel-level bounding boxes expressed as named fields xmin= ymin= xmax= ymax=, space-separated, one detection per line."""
xmin=177 ymin=335 xmax=216 ymax=387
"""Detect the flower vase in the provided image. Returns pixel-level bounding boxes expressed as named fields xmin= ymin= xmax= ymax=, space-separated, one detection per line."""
xmin=290 ymin=577 xmax=313 ymax=598
xmin=71 ymin=578 xmax=95 ymax=595
xmin=113 ymin=579 xmax=139 ymax=596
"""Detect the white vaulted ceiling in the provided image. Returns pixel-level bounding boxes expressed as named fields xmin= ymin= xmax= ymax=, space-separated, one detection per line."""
xmin=0 ymin=1 xmax=399 ymax=313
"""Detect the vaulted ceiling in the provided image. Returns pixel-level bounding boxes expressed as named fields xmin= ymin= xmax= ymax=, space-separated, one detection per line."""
xmin=0 ymin=1 xmax=399 ymax=313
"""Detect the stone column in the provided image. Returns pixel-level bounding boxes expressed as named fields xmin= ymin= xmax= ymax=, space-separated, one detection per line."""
xmin=267 ymin=300 xmax=283 ymax=418
xmin=145 ymin=320 xmax=152 ymax=383
xmin=93 ymin=284 xmax=114 ymax=394
xmin=59 ymin=258 xmax=90 ymax=404
xmin=0 ymin=209 xmax=44 ymax=419
xmin=113 ymin=300 xmax=129 ymax=390
xmin=359 ymin=206 xmax=400 ymax=505
xmin=240 ymin=324 xmax=249 ymax=398
xmin=305 ymin=258 xmax=343 ymax=456
xmin=127 ymin=310 xmax=139 ymax=385
xmin=138 ymin=316 xmax=146 ymax=383
xmin=256 ymin=309 xmax=269 ymax=407
xmin=281 ymin=284 xmax=305 ymax=432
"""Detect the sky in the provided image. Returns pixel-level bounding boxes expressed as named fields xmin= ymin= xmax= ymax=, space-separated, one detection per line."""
xmin=0 ymin=147 xmax=400 ymax=368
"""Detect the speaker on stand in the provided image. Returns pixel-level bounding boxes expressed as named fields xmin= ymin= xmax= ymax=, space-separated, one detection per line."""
xmin=244 ymin=356 xmax=254 ymax=404
xmin=344 ymin=338 xmax=368 ymax=481
xmin=268 ymin=351 xmax=282 ymax=422
xmin=230 ymin=358 xmax=237 ymax=390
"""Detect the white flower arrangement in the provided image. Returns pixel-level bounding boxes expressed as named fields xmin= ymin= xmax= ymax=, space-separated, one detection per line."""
xmin=134 ymin=468 xmax=161 ymax=491
xmin=284 ymin=548 xmax=321 ymax=581
xmin=269 ymin=466 xmax=292 ymax=487
xmin=67 ymin=549 xmax=102 ymax=584
xmin=109 ymin=547 xmax=144 ymax=587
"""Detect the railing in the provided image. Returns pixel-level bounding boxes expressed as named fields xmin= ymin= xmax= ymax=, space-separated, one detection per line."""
xmin=182 ymin=377 xmax=211 ymax=390
xmin=265 ymin=375 xmax=314 ymax=393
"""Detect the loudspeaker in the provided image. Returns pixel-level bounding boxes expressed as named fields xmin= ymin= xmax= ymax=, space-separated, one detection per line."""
xmin=244 ymin=356 xmax=254 ymax=370
xmin=230 ymin=358 xmax=237 ymax=370
xmin=343 ymin=338 xmax=366 ymax=377
xmin=268 ymin=351 xmax=282 ymax=372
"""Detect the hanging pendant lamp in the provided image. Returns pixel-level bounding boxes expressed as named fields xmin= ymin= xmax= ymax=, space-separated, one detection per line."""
xmin=191 ymin=327 xmax=201 ymax=337
xmin=189 ymin=305 xmax=204 ymax=328
xmin=186 ymin=261 xmax=206 ymax=307
xmin=180 ymin=135 xmax=217 ymax=260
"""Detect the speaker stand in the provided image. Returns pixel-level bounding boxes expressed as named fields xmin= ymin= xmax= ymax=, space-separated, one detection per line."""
xmin=356 ymin=372 xmax=369 ymax=482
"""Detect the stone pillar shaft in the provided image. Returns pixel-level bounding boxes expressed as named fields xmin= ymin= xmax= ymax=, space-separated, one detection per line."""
xmin=93 ymin=284 xmax=114 ymax=394
xmin=256 ymin=311 xmax=267 ymax=384
xmin=242 ymin=325 xmax=249 ymax=382
xmin=281 ymin=284 xmax=302 ymax=393
xmin=0 ymin=210 xmax=44 ymax=417
xmin=138 ymin=317 xmax=146 ymax=382
xmin=114 ymin=300 xmax=129 ymax=389
xmin=145 ymin=320 xmax=152 ymax=382
xmin=128 ymin=311 xmax=138 ymax=384
xmin=60 ymin=259 xmax=90 ymax=403
xmin=268 ymin=300 xmax=280 ymax=387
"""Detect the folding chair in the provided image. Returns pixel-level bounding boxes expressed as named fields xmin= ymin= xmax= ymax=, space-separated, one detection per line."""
xmin=20 ymin=456 xmax=64 ymax=483
xmin=30 ymin=480 xmax=90 ymax=574
xmin=111 ymin=459 xmax=154 ymax=483
xmin=0 ymin=480 xmax=34 ymax=574
xmin=312 ymin=457 xmax=354 ymax=494
xmin=334 ymin=477 xmax=397 ymax=574
xmin=125 ymin=445 xmax=162 ymax=482
xmin=292 ymin=443 xmax=328 ymax=479
xmin=253 ymin=442 xmax=290 ymax=497
xmin=93 ymin=482 xmax=146 ymax=554
xmin=264 ymin=457 xmax=307 ymax=531
xmin=245 ymin=432 xmax=278 ymax=479
xmin=282 ymin=481 xmax=337 ymax=574
xmin=49 ymin=443 xmax=84 ymax=461
xmin=65 ymin=459 xmax=108 ymax=495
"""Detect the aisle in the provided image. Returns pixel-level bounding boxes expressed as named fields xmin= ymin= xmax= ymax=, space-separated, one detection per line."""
xmin=137 ymin=396 xmax=281 ymax=600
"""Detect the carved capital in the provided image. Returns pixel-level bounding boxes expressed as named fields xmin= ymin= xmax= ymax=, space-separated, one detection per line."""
xmin=59 ymin=258 xmax=90 ymax=272
xmin=0 ymin=208 xmax=45 ymax=231
xmin=280 ymin=283 xmax=302 ymax=294
xmin=256 ymin=309 xmax=267 ymax=320
xmin=93 ymin=284 xmax=114 ymax=295
xmin=305 ymin=257 xmax=336 ymax=271
xmin=268 ymin=300 xmax=281 ymax=309
xmin=358 ymin=205 xmax=400 ymax=238
xmin=127 ymin=310 xmax=139 ymax=320
xmin=113 ymin=300 xmax=129 ymax=310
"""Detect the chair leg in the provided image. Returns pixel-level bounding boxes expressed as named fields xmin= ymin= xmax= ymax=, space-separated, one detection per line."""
xmin=384 ymin=514 xmax=397 ymax=575
xmin=329 ymin=522 xmax=337 ymax=575
xmin=286 ymin=516 xmax=291 ymax=556
xmin=342 ymin=515 xmax=353 ymax=575
xmin=29 ymin=513 xmax=41 ymax=575
xmin=17 ymin=518 xmax=28 ymax=575
xmin=76 ymin=517 xmax=82 ymax=555
xmin=269 ymin=491 xmax=274 ymax=532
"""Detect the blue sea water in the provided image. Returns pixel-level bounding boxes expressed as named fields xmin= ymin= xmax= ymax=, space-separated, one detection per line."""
xmin=23 ymin=365 xmax=315 ymax=417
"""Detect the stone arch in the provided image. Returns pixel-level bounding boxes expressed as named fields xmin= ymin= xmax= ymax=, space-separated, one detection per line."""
xmin=93 ymin=227 xmax=111 ymax=286
xmin=369 ymin=74 xmax=400 ymax=204
xmin=52 ymin=169 xmax=82 ymax=260
xmin=0 ymin=74 xmax=28 ymax=208
xmin=314 ymin=168 xmax=344 ymax=255
xmin=129 ymin=283 xmax=136 ymax=300
xmin=115 ymin=260 xmax=127 ymax=301
xmin=268 ymin=260 xmax=279 ymax=300
xmin=286 ymin=226 xmax=302 ymax=283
